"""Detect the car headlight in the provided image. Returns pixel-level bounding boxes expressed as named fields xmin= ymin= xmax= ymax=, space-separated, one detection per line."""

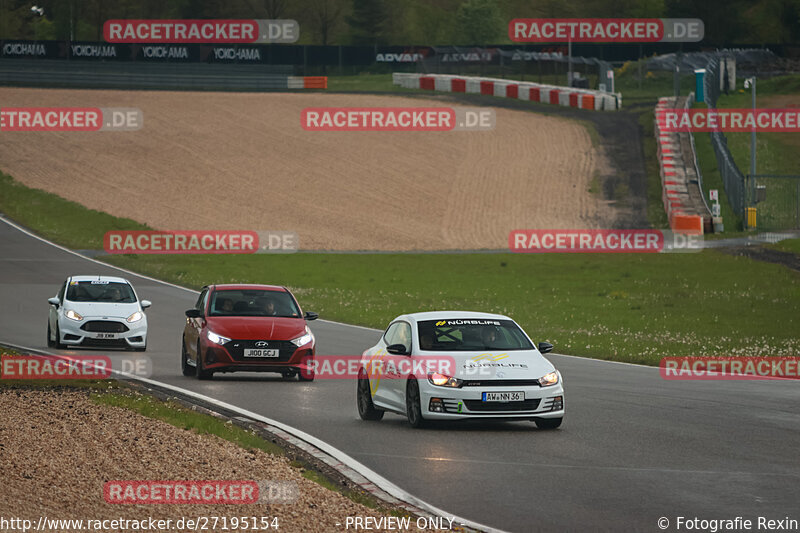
xmin=427 ymin=372 xmax=462 ymax=388
xmin=207 ymin=330 xmax=231 ymax=345
xmin=65 ymin=309 xmax=83 ymax=321
xmin=538 ymin=371 xmax=559 ymax=387
xmin=126 ymin=311 xmax=143 ymax=323
xmin=291 ymin=331 xmax=314 ymax=347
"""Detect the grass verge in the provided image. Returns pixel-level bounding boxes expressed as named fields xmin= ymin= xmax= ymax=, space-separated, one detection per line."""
xmin=0 ymin=171 xmax=149 ymax=249
xmin=691 ymin=125 xmax=744 ymax=231
xmin=770 ymin=237 xmax=800 ymax=255
xmin=2 ymin=171 xmax=799 ymax=365
xmin=639 ymin=109 xmax=670 ymax=228
xmin=92 ymin=390 xmax=285 ymax=456
xmin=105 ymin=251 xmax=800 ymax=364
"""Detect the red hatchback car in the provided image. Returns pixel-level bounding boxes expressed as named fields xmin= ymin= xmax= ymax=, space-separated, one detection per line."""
xmin=181 ymin=284 xmax=318 ymax=380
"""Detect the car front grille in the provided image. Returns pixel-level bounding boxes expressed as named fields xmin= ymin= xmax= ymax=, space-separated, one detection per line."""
xmin=225 ymin=339 xmax=298 ymax=362
xmin=81 ymin=321 xmax=129 ymax=333
xmin=81 ymin=338 xmax=129 ymax=348
xmin=462 ymin=398 xmax=542 ymax=412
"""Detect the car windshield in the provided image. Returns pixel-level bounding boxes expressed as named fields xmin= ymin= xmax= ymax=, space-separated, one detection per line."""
xmin=209 ymin=289 xmax=301 ymax=318
xmin=65 ymin=281 xmax=136 ymax=303
xmin=417 ymin=318 xmax=534 ymax=351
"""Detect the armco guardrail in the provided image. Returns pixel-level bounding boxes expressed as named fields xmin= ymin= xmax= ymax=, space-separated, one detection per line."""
xmin=0 ymin=59 xmax=326 ymax=91
xmin=654 ymin=95 xmax=710 ymax=233
xmin=393 ymin=72 xmax=621 ymax=111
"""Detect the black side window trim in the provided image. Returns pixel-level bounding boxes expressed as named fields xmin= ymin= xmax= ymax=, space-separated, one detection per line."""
xmin=196 ymin=288 xmax=208 ymax=312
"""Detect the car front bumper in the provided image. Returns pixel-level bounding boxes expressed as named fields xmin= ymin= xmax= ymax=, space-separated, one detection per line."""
xmin=418 ymin=381 xmax=565 ymax=420
xmin=201 ymin=340 xmax=313 ymax=374
xmin=58 ymin=316 xmax=147 ymax=349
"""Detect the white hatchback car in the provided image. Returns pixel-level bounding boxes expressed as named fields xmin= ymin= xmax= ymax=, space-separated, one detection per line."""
xmin=47 ymin=275 xmax=150 ymax=351
xmin=358 ymin=311 xmax=564 ymax=429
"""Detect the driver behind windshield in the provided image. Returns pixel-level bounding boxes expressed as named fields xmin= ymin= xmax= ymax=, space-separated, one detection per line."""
xmin=106 ymin=286 xmax=122 ymax=302
xmin=218 ymin=298 xmax=234 ymax=314
xmin=481 ymin=327 xmax=502 ymax=349
xmin=260 ymin=297 xmax=277 ymax=316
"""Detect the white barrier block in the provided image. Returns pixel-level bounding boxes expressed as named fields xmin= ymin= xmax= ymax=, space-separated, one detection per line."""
xmin=434 ymin=76 xmax=451 ymax=92
xmin=392 ymin=73 xmax=621 ymax=111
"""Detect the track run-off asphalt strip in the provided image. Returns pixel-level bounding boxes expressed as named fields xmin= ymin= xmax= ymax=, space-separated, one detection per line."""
xmin=1 ymin=215 xmax=799 ymax=532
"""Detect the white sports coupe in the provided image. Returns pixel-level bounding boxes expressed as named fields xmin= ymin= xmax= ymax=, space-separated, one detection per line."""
xmin=358 ymin=311 xmax=564 ymax=429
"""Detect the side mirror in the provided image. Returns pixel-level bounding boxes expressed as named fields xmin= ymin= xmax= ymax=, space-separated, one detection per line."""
xmin=386 ymin=343 xmax=410 ymax=356
xmin=140 ymin=300 xmax=152 ymax=309
xmin=304 ymin=311 xmax=319 ymax=321
xmin=47 ymin=297 xmax=60 ymax=307
xmin=185 ymin=308 xmax=202 ymax=318
xmin=538 ymin=341 xmax=554 ymax=354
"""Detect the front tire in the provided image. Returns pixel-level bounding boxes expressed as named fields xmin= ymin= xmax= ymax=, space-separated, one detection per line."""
xmin=405 ymin=377 xmax=426 ymax=428
xmin=54 ymin=323 xmax=66 ymax=349
xmin=195 ymin=342 xmax=213 ymax=380
xmin=357 ymin=369 xmax=384 ymax=421
xmin=47 ymin=322 xmax=55 ymax=348
xmin=535 ymin=417 xmax=563 ymax=430
xmin=181 ymin=339 xmax=195 ymax=376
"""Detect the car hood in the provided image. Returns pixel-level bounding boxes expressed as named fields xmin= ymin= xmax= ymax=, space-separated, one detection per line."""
xmin=421 ymin=350 xmax=556 ymax=380
xmin=205 ymin=317 xmax=306 ymax=341
xmin=65 ymin=301 xmax=142 ymax=319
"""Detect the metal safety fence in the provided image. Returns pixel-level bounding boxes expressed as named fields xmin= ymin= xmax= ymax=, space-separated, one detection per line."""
xmin=751 ymin=175 xmax=800 ymax=231
xmin=702 ymin=54 xmax=747 ymax=223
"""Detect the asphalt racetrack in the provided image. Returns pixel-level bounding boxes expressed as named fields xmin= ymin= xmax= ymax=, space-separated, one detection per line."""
xmin=1 ymin=218 xmax=798 ymax=532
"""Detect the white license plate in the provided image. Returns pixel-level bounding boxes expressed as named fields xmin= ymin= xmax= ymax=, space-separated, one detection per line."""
xmin=482 ymin=391 xmax=524 ymax=402
xmin=244 ymin=348 xmax=279 ymax=358
xmin=94 ymin=333 xmax=118 ymax=339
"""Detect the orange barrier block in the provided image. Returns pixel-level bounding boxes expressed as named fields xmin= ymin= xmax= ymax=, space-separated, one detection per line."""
xmin=671 ymin=214 xmax=704 ymax=234
xmin=581 ymin=94 xmax=595 ymax=109
xmin=303 ymin=77 xmax=327 ymax=89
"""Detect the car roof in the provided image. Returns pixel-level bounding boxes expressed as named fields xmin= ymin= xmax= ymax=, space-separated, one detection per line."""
xmin=69 ymin=275 xmax=130 ymax=284
xmin=211 ymin=284 xmax=287 ymax=292
xmin=396 ymin=310 xmax=511 ymax=322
